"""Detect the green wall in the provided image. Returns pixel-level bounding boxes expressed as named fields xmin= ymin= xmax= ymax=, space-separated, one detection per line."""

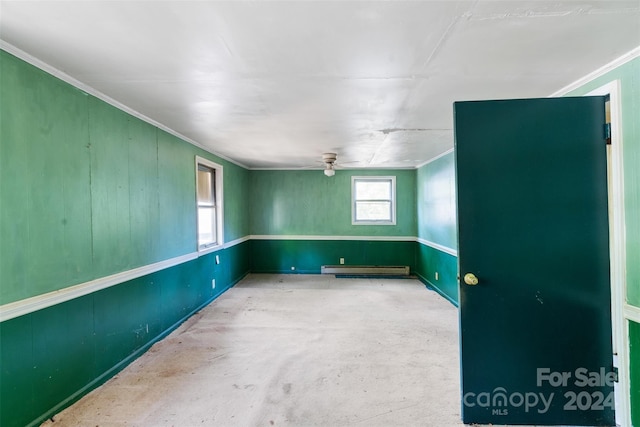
xmin=415 ymin=152 xmax=459 ymax=305
xmin=565 ymin=56 xmax=640 ymax=423
xmin=631 ymin=320 xmax=640 ymax=426
xmin=250 ymin=169 xmax=416 ymax=236
xmin=0 ymin=50 xmax=251 ymax=305
xmin=417 ymin=152 xmax=457 ymax=249
xmin=249 ymin=169 xmax=418 ymax=274
xmin=4 ymin=40 xmax=638 ymax=427
xmin=565 ymin=57 xmax=639 ymax=307
xmin=250 ymin=239 xmax=416 ymax=274
xmin=0 ymin=246 xmax=249 ymax=427
xmin=0 ymin=50 xmax=251 ymax=427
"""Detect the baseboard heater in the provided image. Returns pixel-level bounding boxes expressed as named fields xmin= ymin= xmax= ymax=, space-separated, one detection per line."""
xmin=321 ymin=265 xmax=410 ymax=275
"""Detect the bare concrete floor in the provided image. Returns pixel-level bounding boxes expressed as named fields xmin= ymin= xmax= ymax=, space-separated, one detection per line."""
xmin=43 ymin=274 xmax=463 ymax=427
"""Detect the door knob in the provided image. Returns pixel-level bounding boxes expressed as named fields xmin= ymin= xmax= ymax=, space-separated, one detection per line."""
xmin=463 ymin=273 xmax=479 ymax=286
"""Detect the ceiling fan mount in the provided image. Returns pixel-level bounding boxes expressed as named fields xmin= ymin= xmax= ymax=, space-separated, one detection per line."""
xmin=322 ymin=152 xmax=337 ymax=176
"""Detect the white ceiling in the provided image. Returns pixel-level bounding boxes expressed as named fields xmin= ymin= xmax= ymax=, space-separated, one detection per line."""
xmin=1 ymin=1 xmax=639 ymax=169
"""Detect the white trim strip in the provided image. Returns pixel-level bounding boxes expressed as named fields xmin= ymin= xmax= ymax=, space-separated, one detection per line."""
xmin=196 ymin=236 xmax=249 ymax=256
xmin=624 ymin=303 xmax=640 ymax=324
xmin=249 ymin=234 xmax=416 ymax=242
xmin=0 ymin=41 xmax=248 ymax=170
xmin=0 ymin=235 xmax=457 ymax=321
xmin=416 ymin=238 xmax=458 ymax=257
xmin=0 ymin=253 xmax=196 ymax=323
xmin=224 ymin=235 xmax=251 ymax=249
xmin=0 ymin=236 xmax=251 ymax=322
xmin=550 ymin=46 xmax=640 ymax=96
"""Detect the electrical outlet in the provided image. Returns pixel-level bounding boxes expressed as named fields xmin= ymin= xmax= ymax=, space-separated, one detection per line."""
xmin=211 ymin=279 xmax=216 ymax=289
xmin=435 ymin=272 xmax=439 ymax=280
xmin=291 ymin=266 xmax=295 ymax=271
xmin=340 ymin=258 xmax=345 ymax=265
xmin=215 ymin=255 xmax=220 ymax=265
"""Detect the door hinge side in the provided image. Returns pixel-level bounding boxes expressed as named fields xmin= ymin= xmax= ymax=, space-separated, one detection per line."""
xmin=604 ymin=123 xmax=612 ymax=145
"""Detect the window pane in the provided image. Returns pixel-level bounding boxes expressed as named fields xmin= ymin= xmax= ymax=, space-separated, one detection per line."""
xmin=355 ymin=201 xmax=391 ymax=221
xmin=197 ymin=167 xmax=214 ymax=205
xmin=198 ymin=207 xmax=216 ymax=246
xmin=355 ymin=180 xmax=391 ymax=200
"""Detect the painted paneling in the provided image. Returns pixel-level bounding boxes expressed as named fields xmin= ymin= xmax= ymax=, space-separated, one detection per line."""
xmin=565 ymin=57 xmax=640 ymax=308
xmin=250 ymin=239 xmax=416 ymax=274
xmin=221 ymin=160 xmax=251 ymax=242
xmin=417 ymin=152 xmax=457 ymax=249
xmin=128 ymin=119 xmax=161 ymax=263
xmin=250 ymin=169 xmax=416 ymax=237
xmin=156 ymin=130 xmax=198 ymax=259
xmin=1 ymin=50 xmax=248 ymax=305
xmin=631 ymin=320 xmax=640 ymax=427
xmin=1 ymin=51 xmax=93 ymax=303
xmin=415 ymin=243 xmax=458 ymax=305
xmin=0 ymin=50 xmax=252 ymax=427
xmin=89 ymin=98 xmax=135 ymax=276
xmin=248 ymin=168 xmax=417 ymax=277
xmin=0 ymin=245 xmax=249 ymax=427
xmin=415 ymin=151 xmax=459 ymax=305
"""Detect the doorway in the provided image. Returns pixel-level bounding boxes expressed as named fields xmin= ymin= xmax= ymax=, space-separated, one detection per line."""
xmin=588 ymin=81 xmax=630 ymax=427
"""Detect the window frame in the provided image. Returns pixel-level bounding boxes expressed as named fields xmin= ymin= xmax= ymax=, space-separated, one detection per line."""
xmin=351 ymin=176 xmax=396 ymax=225
xmin=195 ymin=156 xmax=224 ymax=252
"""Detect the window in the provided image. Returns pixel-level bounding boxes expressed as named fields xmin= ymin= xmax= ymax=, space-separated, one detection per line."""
xmin=352 ymin=176 xmax=396 ymax=225
xmin=196 ymin=156 xmax=223 ymax=251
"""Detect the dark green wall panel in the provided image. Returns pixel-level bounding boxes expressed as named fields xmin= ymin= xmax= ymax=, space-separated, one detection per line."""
xmin=631 ymin=320 xmax=640 ymax=427
xmin=0 ymin=242 xmax=250 ymax=427
xmin=415 ymin=243 xmax=458 ymax=306
xmin=93 ymin=277 xmax=161 ymax=374
xmin=31 ymin=298 xmax=96 ymax=420
xmin=0 ymin=315 xmax=35 ymax=426
xmin=250 ymin=239 xmax=416 ymax=274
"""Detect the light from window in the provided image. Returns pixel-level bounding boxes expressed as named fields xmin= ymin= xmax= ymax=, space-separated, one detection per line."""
xmin=196 ymin=157 xmax=223 ymax=250
xmin=352 ymin=176 xmax=396 ymax=225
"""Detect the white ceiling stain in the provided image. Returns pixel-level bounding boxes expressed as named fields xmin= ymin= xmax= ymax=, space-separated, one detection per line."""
xmin=0 ymin=1 xmax=638 ymax=169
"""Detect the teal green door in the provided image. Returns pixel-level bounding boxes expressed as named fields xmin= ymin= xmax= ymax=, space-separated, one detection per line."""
xmin=454 ymin=97 xmax=614 ymax=426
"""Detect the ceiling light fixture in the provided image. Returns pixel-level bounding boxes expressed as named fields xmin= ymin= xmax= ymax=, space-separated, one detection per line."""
xmin=322 ymin=153 xmax=337 ymax=177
